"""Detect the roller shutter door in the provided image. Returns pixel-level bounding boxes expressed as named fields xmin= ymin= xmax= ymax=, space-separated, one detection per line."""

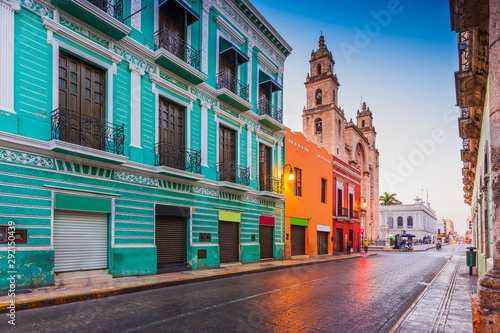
xmin=219 ymin=221 xmax=239 ymax=263
xmin=156 ymin=216 xmax=187 ymax=265
xmin=259 ymin=226 xmax=274 ymax=259
xmin=54 ymin=211 xmax=108 ymax=273
xmin=317 ymin=231 xmax=329 ymax=255
xmin=291 ymin=225 xmax=306 ymax=256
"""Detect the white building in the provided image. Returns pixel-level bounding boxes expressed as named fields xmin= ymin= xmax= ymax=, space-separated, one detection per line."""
xmin=379 ymin=197 xmax=437 ymax=243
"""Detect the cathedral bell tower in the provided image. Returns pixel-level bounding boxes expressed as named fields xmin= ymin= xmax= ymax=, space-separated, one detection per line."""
xmin=302 ymin=35 xmax=345 ymax=158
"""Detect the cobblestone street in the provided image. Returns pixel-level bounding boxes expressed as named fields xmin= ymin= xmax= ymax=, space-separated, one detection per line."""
xmin=3 ymin=245 xmax=472 ymax=332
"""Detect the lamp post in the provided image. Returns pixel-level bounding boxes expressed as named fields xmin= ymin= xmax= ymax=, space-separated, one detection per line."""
xmin=360 ymin=196 xmax=367 ymax=244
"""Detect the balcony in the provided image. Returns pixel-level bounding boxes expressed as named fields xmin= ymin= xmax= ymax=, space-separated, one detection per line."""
xmin=153 ymin=27 xmax=207 ymax=85
xmin=350 ymin=210 xmax=360 ymax=220
xmin=257 ymin=99 xmax=284 ymax=131
xmin=154 ymin=141 xmax=203 ymax=181
xmin=258 ymin=174 xmax=283 ymax=198
xmin=49 ymin=107 xmax=127 ymax=164
xmin=50 ymin=0 xmax=131 ymax=40
xmin=216 ymin=70 xmax=252 ymax=111
xmin=216 ymin=161 xmax=251 ymax=191
xmin=336 ymin=207 xmax=349 ymax=219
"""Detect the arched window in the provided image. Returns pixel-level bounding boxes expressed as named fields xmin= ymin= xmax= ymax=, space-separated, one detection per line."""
xmin=362 ymin=120 xmax=365 ymax=127
xmin=407 ymin=216 xmax=413 ymax=228
xmin=317 ymin=64 xmax=321 ymax=74
xmin=388 ymin=217 xmax=394 ymax=228
xmin=397 ymin=216 xmax=403 ymax=228
xmin=316 ymin=89 xmax=322 ymax=105
xmin=315 ymin=118 xmax=322 ymax=134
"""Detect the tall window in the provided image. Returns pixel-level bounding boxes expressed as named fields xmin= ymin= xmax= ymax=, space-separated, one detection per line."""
xmin=337 ymin=188 xmax=343 ymax=216
xmin=338 ymin=120 xmax=341 ymax=135
xmin=388 ymin=217 xmax=394 ymax=228
xmin=317 ymin=64 xmax=321 ymax=74
xmin=315 ymin=118 xmax=322 ymax=134
xmin=294 ymin=168 xmax=302 ymax=196
xmin=362 ymin=120 xmax=365 ymax=127
xmin=407 ymin=216 xmax=413 ymax=229
xmin=321 ymin=178 xmax=326 ymax=203
xmin=315 ymin=89 xmax=322 ymax=105
xmin=397 ymin=216 xmax=403 ymax=228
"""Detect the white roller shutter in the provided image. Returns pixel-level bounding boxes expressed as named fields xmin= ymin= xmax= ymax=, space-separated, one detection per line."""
xmin=54 ymin=211 xmax=108 ymax=273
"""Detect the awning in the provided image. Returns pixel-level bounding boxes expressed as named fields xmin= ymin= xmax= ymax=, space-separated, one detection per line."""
xmin=159 ymin=0 xmax=200 ymax=26
xmin=220 ymin=38 xmax=249 ymax=65
xmin=259 ymin=71 xmax=282 ymax=92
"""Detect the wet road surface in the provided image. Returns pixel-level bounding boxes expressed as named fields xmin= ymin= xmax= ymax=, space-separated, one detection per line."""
xmin=4 ymin=245 xmax=457 ymax=332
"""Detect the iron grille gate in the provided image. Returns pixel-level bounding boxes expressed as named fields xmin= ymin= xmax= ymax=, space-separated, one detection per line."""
xmin=291 ymin=225 xmax=306 ymax=256
xmin=218 ymin=221 xmax=239 ymax=263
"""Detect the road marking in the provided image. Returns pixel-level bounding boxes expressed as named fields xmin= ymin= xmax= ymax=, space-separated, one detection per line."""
xmin=122 ymin=276 xmax=329 ymax=332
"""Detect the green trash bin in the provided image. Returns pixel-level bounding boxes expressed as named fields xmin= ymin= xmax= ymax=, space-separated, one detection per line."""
xmin=466 ymin=246 xmax=477 ymax=276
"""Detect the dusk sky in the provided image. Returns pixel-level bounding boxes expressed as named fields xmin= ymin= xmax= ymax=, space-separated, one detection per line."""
xmin=251 ymin=0 xmax=469 ymax=233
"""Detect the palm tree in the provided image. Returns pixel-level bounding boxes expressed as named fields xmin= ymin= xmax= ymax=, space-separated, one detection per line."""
xmin=379 ymin=192 xmax=403 ymax=206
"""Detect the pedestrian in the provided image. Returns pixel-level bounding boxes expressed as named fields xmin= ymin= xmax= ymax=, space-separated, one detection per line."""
xmin=363 ymin=239 xmax=369 ymax=253
xmin=346 ymin=241 xmax=352 ymax=255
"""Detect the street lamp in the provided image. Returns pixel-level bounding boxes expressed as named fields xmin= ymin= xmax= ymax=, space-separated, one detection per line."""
xmin=283 ymin=164 xmax=294 ymax=181
xmin=361 ymin=197 xmax=368 ymax=209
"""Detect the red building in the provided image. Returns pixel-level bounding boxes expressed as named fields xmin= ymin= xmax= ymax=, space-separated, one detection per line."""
xmin=332 ymin=156 xmax=363 ymax=254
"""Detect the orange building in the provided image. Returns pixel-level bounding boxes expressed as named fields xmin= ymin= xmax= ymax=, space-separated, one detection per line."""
xmin=284 ymin=128 xmax=334 ymax=258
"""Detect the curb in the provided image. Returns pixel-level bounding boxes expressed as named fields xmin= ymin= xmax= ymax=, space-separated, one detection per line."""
xmin=0 ymin=254 xmax=376 ymax=313
xmin=369 ymin=246 xmax=436 ymax=252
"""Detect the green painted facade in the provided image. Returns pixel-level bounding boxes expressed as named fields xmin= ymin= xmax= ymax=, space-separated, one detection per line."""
xmin=0 ymin=0 xmax=291 ymax=290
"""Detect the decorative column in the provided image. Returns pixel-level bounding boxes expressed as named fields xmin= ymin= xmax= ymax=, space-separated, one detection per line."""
xmin=129 ymin=64 xmax=144 ymax=161
xmin=247 ymin=40 xmax=255 ymax=104
xmin=475 ymin=1 xmax=500 ymax=331
xmin=246 ymin=125 xmax=254 ymax=178
xmin=0 ymin=0 xmax=20 ymax=115
xmin=201 ymin=0 xmax=213 ymax=75
xmin=200 ymin=101 xmax=211 ymax=167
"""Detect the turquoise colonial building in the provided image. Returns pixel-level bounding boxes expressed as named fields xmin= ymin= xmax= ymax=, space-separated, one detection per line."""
xmin=0 ymin=0 xmax=291 ymax=290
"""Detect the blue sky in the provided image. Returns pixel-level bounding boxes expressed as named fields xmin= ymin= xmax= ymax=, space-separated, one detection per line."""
xmin=251 ymin=0 xmax=470 ymax=233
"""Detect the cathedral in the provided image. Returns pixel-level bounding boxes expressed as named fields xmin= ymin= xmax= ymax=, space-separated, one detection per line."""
xmin=302 ymin=35 xmax=380 ymax=242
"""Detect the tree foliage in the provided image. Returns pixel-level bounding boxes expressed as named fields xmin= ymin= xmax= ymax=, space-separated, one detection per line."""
xmin=379 ymin=192 xmax=403 ymax=206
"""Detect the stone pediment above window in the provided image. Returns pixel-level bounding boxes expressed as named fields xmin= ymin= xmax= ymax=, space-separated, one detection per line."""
xmin=214 ymin=15 xmax=245 ymax=45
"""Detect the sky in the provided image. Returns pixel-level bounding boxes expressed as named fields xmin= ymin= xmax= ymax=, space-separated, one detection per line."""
xmin=250 ymin=0 xmax=470 ymax=234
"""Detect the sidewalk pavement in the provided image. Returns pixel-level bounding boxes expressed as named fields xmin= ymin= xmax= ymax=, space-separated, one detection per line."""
xmin=391 ymin=248 xmax=478 ymax=333
xmin=0 ymin=252 xmax=372 ymax=313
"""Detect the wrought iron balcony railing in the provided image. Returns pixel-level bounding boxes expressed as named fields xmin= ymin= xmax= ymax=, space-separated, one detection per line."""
xmin=51 ymin=107 xmax=125 ymax=155
xmin=257 ymin=98 xmax=283 ymax=123
xmin=87 ymin=0 xmax=124 ymax=22
xmin=154 ymin=26 xmax=201 ymax=71
xmin=350 ymin=210 xmax=360 ymax=219
xmin=216 ymin=161 xmax=250 ymax=186
xmin=463 ymin=138 xmax=470 ymax=150
xmin=216 ymin=69 xmax=249 ymax=101
xmin=458 ymin=30 xmax=470 ymax=72
xmin=337 ymin=207 xmax=349 ymax=217
xmin=155 ymin=141 xmax=201 ymax=174
xmin=258 ymin=174 xmax=283 ymax=194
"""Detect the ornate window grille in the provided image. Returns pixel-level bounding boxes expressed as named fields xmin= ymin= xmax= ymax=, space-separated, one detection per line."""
xmin=259 ymin=174 xmax=283 ymax=194
xmin=216 ymin=69 xmax=249 ymax=101
xmin=458 ymin=30 xmax=470 ymax=72
xmin=257 ymin=99 xmax=283 ymax=123
xmin=155 ymin=141 xmax=201 ymax=174
xmin=216 ymin=161 xmax=250 ymax=186
xmin=51 ymin=107 xmax=125 ymax=155
xmin=87 ymin=0 xmax=124 ymax=22
xmin=154 ymin=26 xmax=201 ymax=71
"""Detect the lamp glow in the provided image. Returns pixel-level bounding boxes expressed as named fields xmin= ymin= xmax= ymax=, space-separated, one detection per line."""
xmin=362 ymin=200 xmax=368 ymax=208
xmin=288 ymin=173 xmax=295 ymax=181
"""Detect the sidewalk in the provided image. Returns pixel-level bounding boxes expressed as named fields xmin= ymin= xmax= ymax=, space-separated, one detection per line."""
xmin=0 ymin=252 xmax=371 ymax=313
xmin=391 ymin=249 xmax=477 ymax=332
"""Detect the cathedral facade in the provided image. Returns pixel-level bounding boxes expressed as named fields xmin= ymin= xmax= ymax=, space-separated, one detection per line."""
xmin=302 ymin=36 xmax=380 ymax=242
